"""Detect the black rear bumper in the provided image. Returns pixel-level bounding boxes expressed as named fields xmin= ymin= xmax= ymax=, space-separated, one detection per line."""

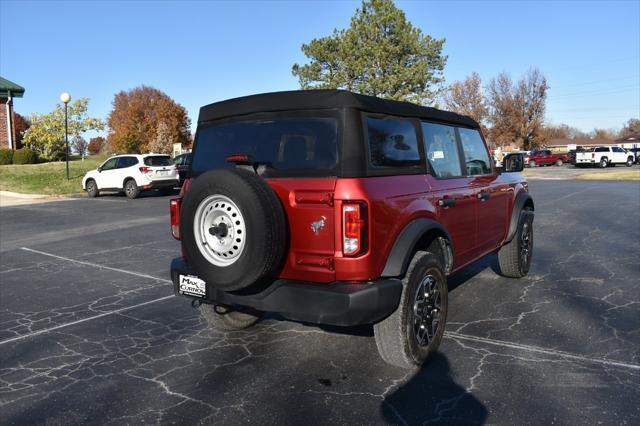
xmin=170 ymin=257 xmax=402 ymax=326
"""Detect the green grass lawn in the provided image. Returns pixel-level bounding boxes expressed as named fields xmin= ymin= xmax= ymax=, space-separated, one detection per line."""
xmin=0 ymin=155 xmax=108 ymax=195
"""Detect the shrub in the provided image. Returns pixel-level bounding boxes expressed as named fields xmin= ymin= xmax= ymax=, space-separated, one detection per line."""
xmin=12 ymin=148 xmax=38 ymax=165
xmin=0 ymin=149 xmax=13 ymax=165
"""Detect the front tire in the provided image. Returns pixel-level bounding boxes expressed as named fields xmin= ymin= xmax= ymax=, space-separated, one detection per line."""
xmin=200 ymin=304 xmax=262 ymax=331
xmin=86 ymin=179 xmax=99 ymax=198
xmin=124 ymin=179 xmax=139 ymax=199
xmin=498 ymin=210 xmax=534 ymax=278
xmin=374 ymin=251 xmax=448 ymax=369
xmin=599 ymin=158 xmax=608 ymax=168
xmin=626 ymin=157 xmax=634 ymax=167
xmin=555 ymin=159 xmax=563 ymax=166
xmin=529 ymin=161 xmax=536 ymax=168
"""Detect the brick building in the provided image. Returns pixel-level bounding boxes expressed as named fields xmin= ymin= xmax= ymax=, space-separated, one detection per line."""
xmin=0 ymin=76 xmax=26 ymax=150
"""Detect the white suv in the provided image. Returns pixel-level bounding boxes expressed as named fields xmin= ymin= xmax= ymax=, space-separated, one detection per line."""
xmin=82 ymin=154 xmax=179 ymax=199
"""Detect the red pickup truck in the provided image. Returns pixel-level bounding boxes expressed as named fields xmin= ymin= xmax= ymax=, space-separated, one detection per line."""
xmin=527 ymin=149 xmax=570 ymax=167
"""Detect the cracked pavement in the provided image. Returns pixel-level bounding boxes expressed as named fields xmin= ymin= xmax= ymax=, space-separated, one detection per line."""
xmin=0 ymin=181 xmax=639 ymax=425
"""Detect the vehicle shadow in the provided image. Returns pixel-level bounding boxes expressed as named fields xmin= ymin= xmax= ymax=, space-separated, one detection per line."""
xmin=381 ymin=353 xmax=488 ymax=424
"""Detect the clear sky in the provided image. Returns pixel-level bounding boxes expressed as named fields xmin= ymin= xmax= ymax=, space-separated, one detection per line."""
xmin=1 ymin=0 xmax=638 ymax=135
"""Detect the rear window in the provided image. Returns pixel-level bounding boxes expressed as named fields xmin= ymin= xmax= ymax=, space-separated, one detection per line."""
xmin=192 ymin=117 xmax=338 ymax=175
xmin=144 ymin=156 xmax=173 ymax=166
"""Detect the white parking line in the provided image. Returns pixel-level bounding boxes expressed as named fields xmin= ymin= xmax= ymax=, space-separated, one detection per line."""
xmin=11 ymin=248 xmax=640 ymax=372
xmin=0 ymin=296 xmax=174 ymax=345
xmin=445 ymin=331 xmax=640 ymax=371
xmin=20 ymin=247 xmax=171 ymax=283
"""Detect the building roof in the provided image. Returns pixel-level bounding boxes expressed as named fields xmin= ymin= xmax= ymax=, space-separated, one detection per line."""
xmin=198 ymin=89 xmax=479 ymax=128
xmin=546 ymin=138 xmax=617 ymax=147
xmin=616 ymin=132 xmax=640 ymax=143
xmin=0 ymin=76 xmax=25 ymax=98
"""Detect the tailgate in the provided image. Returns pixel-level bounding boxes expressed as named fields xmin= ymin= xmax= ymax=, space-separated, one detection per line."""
xmin=267 ymin=177 xmax=337 ymax=283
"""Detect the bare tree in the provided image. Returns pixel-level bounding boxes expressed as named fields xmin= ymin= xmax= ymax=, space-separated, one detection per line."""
xmin=442 ymin=72 xmax=487 ymax=124
xmin=72 ymin=136 xmax=89 ymax=158
xmin=486 ymin=68 xmax=548 ymax=150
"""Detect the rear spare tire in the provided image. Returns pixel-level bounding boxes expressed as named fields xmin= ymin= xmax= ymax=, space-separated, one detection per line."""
xmin=180 ymin=169 xmax=287 ymax=291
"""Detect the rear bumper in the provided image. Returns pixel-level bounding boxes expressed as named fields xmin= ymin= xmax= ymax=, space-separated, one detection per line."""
xmin=141 ymin=179 xmax=179 ymax=190
xmin=170 ymin=257 xmax=402 ymax=326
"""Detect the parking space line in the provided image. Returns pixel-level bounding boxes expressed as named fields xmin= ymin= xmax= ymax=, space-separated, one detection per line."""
xmin=0 ymin=295 xmax=174 ymax=345
xmin=445 ymin=331 xmax=640 ymax=371
xmin=20 ymin=247 xmax=171 ymax=283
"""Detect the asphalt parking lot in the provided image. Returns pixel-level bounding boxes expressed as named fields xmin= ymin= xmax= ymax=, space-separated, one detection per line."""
xmin=1 ymin=181 xmax=639 ymax=425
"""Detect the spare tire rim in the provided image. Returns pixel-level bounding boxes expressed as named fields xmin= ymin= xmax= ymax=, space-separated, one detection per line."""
xmin=413 ymin=274 xmax=441 ymax=346
xmin=194 ymin=195 xmax=246 ymax=266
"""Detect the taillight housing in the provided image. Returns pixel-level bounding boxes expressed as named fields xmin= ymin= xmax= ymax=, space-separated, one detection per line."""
xmin=342 ymin=202 xmax=367 ymax=257
xmin=139 ymin=166 xmax=151 ymax=173
xmin=170 ymin=197 xmax=181 ymax=240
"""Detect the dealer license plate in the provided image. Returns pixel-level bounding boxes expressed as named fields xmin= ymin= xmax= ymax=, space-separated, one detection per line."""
xmin=179 ymin=275 xmax=206 ymax=297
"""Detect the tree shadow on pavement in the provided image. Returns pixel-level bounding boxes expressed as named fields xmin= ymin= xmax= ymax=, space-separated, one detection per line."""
xmin=381 ymin=353 xmax=487 ymax=425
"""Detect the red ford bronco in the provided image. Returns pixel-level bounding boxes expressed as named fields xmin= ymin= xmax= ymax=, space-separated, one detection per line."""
xmin=170 ymin=90 xmax=534 ymax=369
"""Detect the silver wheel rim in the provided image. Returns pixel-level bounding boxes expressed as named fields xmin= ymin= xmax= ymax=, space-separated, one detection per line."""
xmin=87 ymin=182 xmax=95 ymax=193
xmin=193 ymin=195 xmax=246 ymax=266
xmin=412 ymin=274 xmax=442 ymax=346
xmin=126 ymin=181 xmax=135 ymax=195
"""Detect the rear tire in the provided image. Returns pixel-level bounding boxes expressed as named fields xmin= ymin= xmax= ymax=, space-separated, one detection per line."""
xmin=498 ymin=210 xmax=534 ymax=278
xmin=124 ymin=179 xmax=139 ymax=199
xmin=374 ymin=251 xmax=448 ymax=369
xmin=626 ymin=157 xmax=634 ymax=167
xmin=200 ymin=304 xmax=262 ymax=331
xmin=599 ymin=158 xmax=608 ymax=168
xmin=86 ymin=179 xmax=99 ymax=198
xmin=529 ymin=161 xmax=536 ymax=168
xmin=555 ymin=159 xmax=563 ymax=166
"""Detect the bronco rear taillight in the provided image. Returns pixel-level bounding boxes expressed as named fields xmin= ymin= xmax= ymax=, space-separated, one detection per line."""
xmin=342 ymin=202 xmax=367 ymax=257
xmin=170 ymin=197 xmax=181 ymax=240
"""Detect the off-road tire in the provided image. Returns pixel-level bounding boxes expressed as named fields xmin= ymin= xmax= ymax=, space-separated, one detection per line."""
xmin=498 ymin=209 xmax=534 ymax=278
xmin=86 ymin=179 xmax=99 ymax=198
xmin=124 ymin=179 xmax=139 ymax=199
xmin=599 ymin=158 xmax=608 ymax=168
xmin=374 ymin=251 xmax=448 ymax=369
xmin=200 ymin=304 xmax=262 ymax=331
xmin=180 ymin=168 xmax=287 ymax=291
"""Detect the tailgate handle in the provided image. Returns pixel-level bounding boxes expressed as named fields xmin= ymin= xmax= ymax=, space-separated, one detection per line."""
xmin=477 ymin=191 xmax=490 ymax=201
xmin=438 ymin=198 xmax=456 ymax=208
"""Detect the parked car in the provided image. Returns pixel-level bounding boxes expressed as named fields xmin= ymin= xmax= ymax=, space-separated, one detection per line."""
xmin=169 ymin=90 xmax=534 ymax=369
xmin=174 ymin=152 xmax=192 ymax=185
xmin=82 ymin=154 xmax=179 ymax=199
xmin=575 ymin=146 xmax=635 ymax=168
xmin=527 ymin=149 xmax=570 ymax=167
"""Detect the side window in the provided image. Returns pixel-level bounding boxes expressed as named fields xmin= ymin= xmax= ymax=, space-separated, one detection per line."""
xmin=595 ymin=147 xmax=609 ymax=153
xmin=117 ymin=156 xmax=136 ymax=169
xmin=101 ymin=158 xmax=118 ymax=171
xmin=613 ymin=147 xmax=625 ymax=153
xmin=458 ymin=128 xmax=492 ymax=175
xmin=366 ymin=117 xmax=421 ymax=168
xmin=174 ymin=155 xmax=183 ymax=165
xmin=421 ymin=122 xmax=463 ymax=178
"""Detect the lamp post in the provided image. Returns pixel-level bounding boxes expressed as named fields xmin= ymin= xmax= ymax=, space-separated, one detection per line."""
xmin=60 ymin=92 xmax=71 ymax=179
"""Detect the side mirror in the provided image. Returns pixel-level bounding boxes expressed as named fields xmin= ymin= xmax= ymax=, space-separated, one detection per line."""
xmin=97 ymin=167 xmax=102 ymax=173
xmin=502 ymin=153 xmax=524 ymax=173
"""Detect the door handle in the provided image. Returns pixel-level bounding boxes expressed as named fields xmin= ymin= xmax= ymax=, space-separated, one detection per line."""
xmin=478 ymin=191 xmax=490 ymax=201
xmin=438 ymin=198 xmax=456 ymax=207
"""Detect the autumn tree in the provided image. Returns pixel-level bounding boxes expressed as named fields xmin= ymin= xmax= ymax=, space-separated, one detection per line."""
xmin=23 ymin=98 xmax=104 ymax=161
xmin=13 ymin=113 xmax=30 ymax=149
xmin=540 ymin=123 xmax=588 ymax=140
xmin=108 ymin=86 xmax=191 ymax=154
xmin=486 ymin=68 xmax=548 ymax=150
xmin=590 ymin=128 xmax=616 ymax=140
xmin=442 ymin=72 xmax=487 ymax=124
xmin=88 ymin=136 xmax=106 ymax=155
xmin=292 ymin=0 xmax=447 ymax=105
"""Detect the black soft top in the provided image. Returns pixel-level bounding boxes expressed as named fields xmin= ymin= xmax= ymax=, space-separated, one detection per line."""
xmin=198 ymin=89 xmax=478 ymax=128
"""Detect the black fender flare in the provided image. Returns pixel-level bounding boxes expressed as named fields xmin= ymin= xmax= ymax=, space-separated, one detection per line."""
xmin=505 ymin=191 xmax=534 ymax=243
xmin=381 ymin=218 xmax=453 ymax=278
